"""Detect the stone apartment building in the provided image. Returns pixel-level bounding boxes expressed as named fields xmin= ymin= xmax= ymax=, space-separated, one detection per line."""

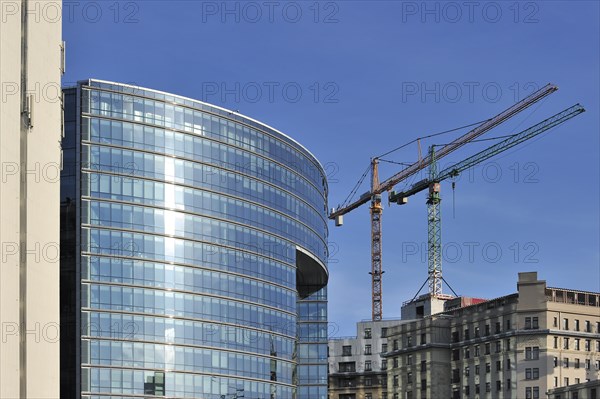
xmin=328 ymin=272 xmax=600 ymax=399
xmin=548 ymin=379 xmax=600 ymax=399
xmin=383 ymin=272 xmax=600 ymax=399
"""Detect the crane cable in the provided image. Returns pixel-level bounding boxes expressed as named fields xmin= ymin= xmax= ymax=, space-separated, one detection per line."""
xmin=376 ymin=119 xmax=491 ymax=159
xmin=339 ymin=163 xmax=372 ymax=208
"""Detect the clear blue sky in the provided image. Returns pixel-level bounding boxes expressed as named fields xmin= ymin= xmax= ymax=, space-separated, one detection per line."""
xmin=63 ymin=1 xmax=599 ymax=336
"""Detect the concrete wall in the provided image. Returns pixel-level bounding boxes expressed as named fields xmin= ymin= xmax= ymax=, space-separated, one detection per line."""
xmin=0 ymin=1 xmax=62 ymax=397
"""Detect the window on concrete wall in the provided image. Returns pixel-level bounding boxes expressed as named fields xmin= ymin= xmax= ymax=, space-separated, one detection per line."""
xmin=364 ymin=328 xmax=372 ymax=339
xmin=342 ymin=345 xmax=352 ymax=356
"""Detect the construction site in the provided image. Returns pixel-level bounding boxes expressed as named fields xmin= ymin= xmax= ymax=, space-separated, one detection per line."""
xmin=326 ymin=85 xmax=600 ymax=399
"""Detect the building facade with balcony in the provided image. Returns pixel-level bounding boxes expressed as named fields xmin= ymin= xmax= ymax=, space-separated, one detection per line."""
xmin=328 ymin=320 xmax=401 ymax=399
xmin=60 ymin=79 xmax=329 ymax=398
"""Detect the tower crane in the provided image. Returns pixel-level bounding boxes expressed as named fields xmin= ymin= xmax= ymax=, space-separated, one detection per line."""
xmin=329 ymin=83 xmax=572 ymax=321
xmin=389 ymin=104 xmax=585 ymax=297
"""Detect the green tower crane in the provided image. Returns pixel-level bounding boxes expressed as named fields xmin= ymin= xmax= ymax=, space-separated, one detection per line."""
xmin=390 ymin=104 xmax=585 ymax=297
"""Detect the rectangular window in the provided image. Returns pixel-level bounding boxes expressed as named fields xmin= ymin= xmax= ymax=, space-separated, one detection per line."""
xmin=364 ymin=328 xmax=372 ymax=339
xmin=420 ymin=379 xmax=426 ymax=391
xmin=584 ymin=320 xmax=590 ymax=332
xmin=575 ymin=319 xmax=580 ymax=331
xmin=496 ymin=341 xmax=502 ymax=353
xmin=393 ymin=357 xmax=399 ymax=368
xmin=553 ymin=317 xmax=558 ymax=327
xmin=382 ymin=359 xmax=387 ymax=370
xmin=506 ymin=358 xmax=511 ymax=370
xmin=485 ymin=343 xmax=491 ymax=355
xmin=381 ymin=327 xmax=388 ymax=337
xmin=365 ymin=361 xmax=372 ymax=371
xmin=393 ymin=339 xmax=398 ymax=351
xmin=496 ymin=381 xmax=501 ymax=391
xmin=505 ymin=338 xmax=511 ymax=351
xmin=342 ymin=345 xmax=352 ymax=356
xmin=585 ymin=339 xmax=591 ymax=351
xmin=564 ymin=358 xmax=569 ymax=368
xmin=393 ymin=375 xmax=399 ymax=387
xmin=554 ymin=377 xmax=558 ymax=387
xmin=586 ymin=359 xmax=591 ymax=370
xmin=407 ymin=372 xmax=412 ymax=384
xmin=475 ymin=364 xmax=480 ymax=375
xmin=564 ymin=377 xmax=569 ymax=386
xmin=464 ymin=347 xmax=470 ymax=359
xmin=533 ymin=368 xmax=539 ymax=379
xmin=365 ymin=376 xmax=372 ymax=386
xmin=526 ymin=368 xmax=532 ymax=380
xmin=452 ymin=349 xmax=460 ymax=361
xmin=525 ymin=346 xmax=539 ymax=360
xmin=554 ymin=336 xmax=558 ymax=349
xmin=506 ymin=379 xmax=511 ymax=390
xmin=475 ymin=326 xmax=480 ymax=337
xmin=525 ymin=317 xmax=532 ymax=329
xmin=464 ymin=328 xmax=470 ymax=340
xmin=421 ymin=333 xmax=426 ymax=345
xmin=495 ymin=322 xmax=501 ymax=334
xmin=533 ymin=386 xmax=540 ymax=399
xmin=464 ymin=366 xmax=470 ymax=376
xmin=564 ymin=338 xmax=569 ymax=350
xmin=485 ymin=324 xmax=490 ymax=336
xmin=382 ymin=343 xmax=388 ymax=353
xmin=526 ymin=387 xmax=532 ymax=399
xmin=563 ymin=318 xmax=569 ymax=330
xmin=486 ymin=363 xmax=491 ymax=373
xmin=407 ymin=355 xmax=412 ymax=366
xmin=506 ymin=319 xmax=511 ymax=330
xmin=339 ymin=362 xmax=356 ymax=372
xmin=575 ymin=358 xmax=580 ymax=369
xmin=365 ymin=344 xmax=372 ymax=355
xmin=553 ymin=357 xmax=558 ymax=368
xmin=452 ymin=331 xmax=459 ymax=343
xmin=486 ymin=382 xmax=491 ymax=392
xmin=575 ymin=339 xmax=580 ymax=350
xmin=452 ymin=369 xmax=459 ymax=383
xmin=475 ymin=345 xmax=480 ymax=357
xmin=420 ymin=360 xmax=426 ymax=372
xmin=533 ymin=317 xmax=539 ymax=329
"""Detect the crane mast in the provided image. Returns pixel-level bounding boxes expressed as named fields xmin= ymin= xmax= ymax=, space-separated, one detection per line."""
xmin=370 ymin=159 xmax=383 ymax=320
xmin=427 ymin=146 xmax=443 ymax=296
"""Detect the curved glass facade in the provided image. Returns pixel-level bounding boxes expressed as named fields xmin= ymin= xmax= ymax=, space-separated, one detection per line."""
xmin=61 ymin=80 xmax=328 ymax=399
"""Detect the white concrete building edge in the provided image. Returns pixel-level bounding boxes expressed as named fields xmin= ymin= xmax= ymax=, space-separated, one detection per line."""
xmin=0 ymin=1 xmax=62 ymax=397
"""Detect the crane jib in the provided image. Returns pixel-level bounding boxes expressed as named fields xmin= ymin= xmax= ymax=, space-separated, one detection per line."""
xmin=329 ymin=83 xmax=558 ymax=219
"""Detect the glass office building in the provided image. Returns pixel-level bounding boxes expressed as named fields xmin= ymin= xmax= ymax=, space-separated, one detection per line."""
xmin=61 ymin=80 xmax=328 ymax=399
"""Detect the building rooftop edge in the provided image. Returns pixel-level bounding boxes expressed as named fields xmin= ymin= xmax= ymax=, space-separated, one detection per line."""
xmin=82 ymin=79 xmax=328 ymax=178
